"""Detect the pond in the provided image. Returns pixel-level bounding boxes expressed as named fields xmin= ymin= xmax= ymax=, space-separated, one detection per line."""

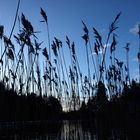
xmin=0 ymin=120 xmax=138 ymax=140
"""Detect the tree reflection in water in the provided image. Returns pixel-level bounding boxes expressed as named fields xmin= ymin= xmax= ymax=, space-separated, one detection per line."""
xmin=0 ymin=120 xmax=135 ymax=140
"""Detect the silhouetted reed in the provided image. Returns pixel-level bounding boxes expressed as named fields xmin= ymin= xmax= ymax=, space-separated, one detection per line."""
xmin=0 ymin=6 xmax=140 ymax=135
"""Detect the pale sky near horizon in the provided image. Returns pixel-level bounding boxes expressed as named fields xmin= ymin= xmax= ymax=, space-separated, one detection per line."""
xmin=0 ymin=0 xmax=140 ymax=81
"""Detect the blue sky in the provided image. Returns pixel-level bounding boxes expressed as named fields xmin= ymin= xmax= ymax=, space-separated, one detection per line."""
xmin=0 ymin=0 xmax=140 ymax=80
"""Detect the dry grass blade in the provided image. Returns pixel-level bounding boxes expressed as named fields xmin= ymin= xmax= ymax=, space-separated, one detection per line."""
xmin=93 ymin=28 xmax=102 ymax=44
xmin=40 ymin=8 xmax=48 ymax=23
xmin=110 ymin=34 xmax=117 ymax=54
xmin=9 ymin=0 xmax=20 ymax=39
xmin=71 ymin=42 xmax=76 ymax=61
xmin=138 ymin=52 xmax=140 ymax=60
xmin=0 ymin=25 xmax=4 ymax=39
xmin=94 ymin=42 xmax=99 ymax=55
xmin=124 ymin=43 xmax=130 ymax=52
xmin=42 ymin=47 xmax=49 ymax=60
xmin=54 ymin=37 xmax=62 ymax=48
xmin=82 ymin=34 xmax=89 ymax=45
xmin=7 ymin=48 xmax=14 ymax=61
xmin=114 ymin=12 xmax=121 ymax=24
xmin=137 ymin=24 xmax=140 ymax=39
xmin=71 ymin=42 xmax=75 ymax=55
xmin=115 ymin=58 xmax=123 ymax=68
xmin=66 ymin=36 xmax=70 ymax=47
xmin=3 ymin=36 xmax=14 ymax=50
xmin=82 ymin=20 xmax=88 ymax=34
xmin=34 ymin=40 xmax=42 ymax=52
xmin=52 ymin=41 xmax=58 ymax=56
xmin=69 ymin=67 xmax=74 ymax=81
xmin=29 ymin=44 xmax=34 ymax=54
xmin=109 ymin=12 xmax=121 ymax=34
xmin=82 ymin=21 xmax=89 ymax=45
xmin=14 ymin=35 xmax=20 ymax=45
xmin=21 ymin=13 xmax=34 ymax=34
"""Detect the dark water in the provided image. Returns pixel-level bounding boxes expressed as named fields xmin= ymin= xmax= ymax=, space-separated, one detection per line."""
xmin=0 ymin=120 xmax=139 ymax=140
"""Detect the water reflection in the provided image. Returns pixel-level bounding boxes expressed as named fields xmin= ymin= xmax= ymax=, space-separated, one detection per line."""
xmin=60 ymin=121 xmax=97 ymax=140
xmin=0 ymin=120 xmax=137 ymax=140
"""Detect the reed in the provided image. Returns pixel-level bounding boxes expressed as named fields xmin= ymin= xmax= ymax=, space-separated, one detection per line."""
xmin=0 ymin=6 xmax=139 ymax=113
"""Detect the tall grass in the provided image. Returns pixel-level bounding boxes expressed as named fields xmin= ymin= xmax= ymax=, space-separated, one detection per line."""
xmin=0 ymin=6 xmax=139 ymax=111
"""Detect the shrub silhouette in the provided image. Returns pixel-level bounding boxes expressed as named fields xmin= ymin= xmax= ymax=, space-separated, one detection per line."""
xmin=0 ymin=85 xmax=62 ymax=121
